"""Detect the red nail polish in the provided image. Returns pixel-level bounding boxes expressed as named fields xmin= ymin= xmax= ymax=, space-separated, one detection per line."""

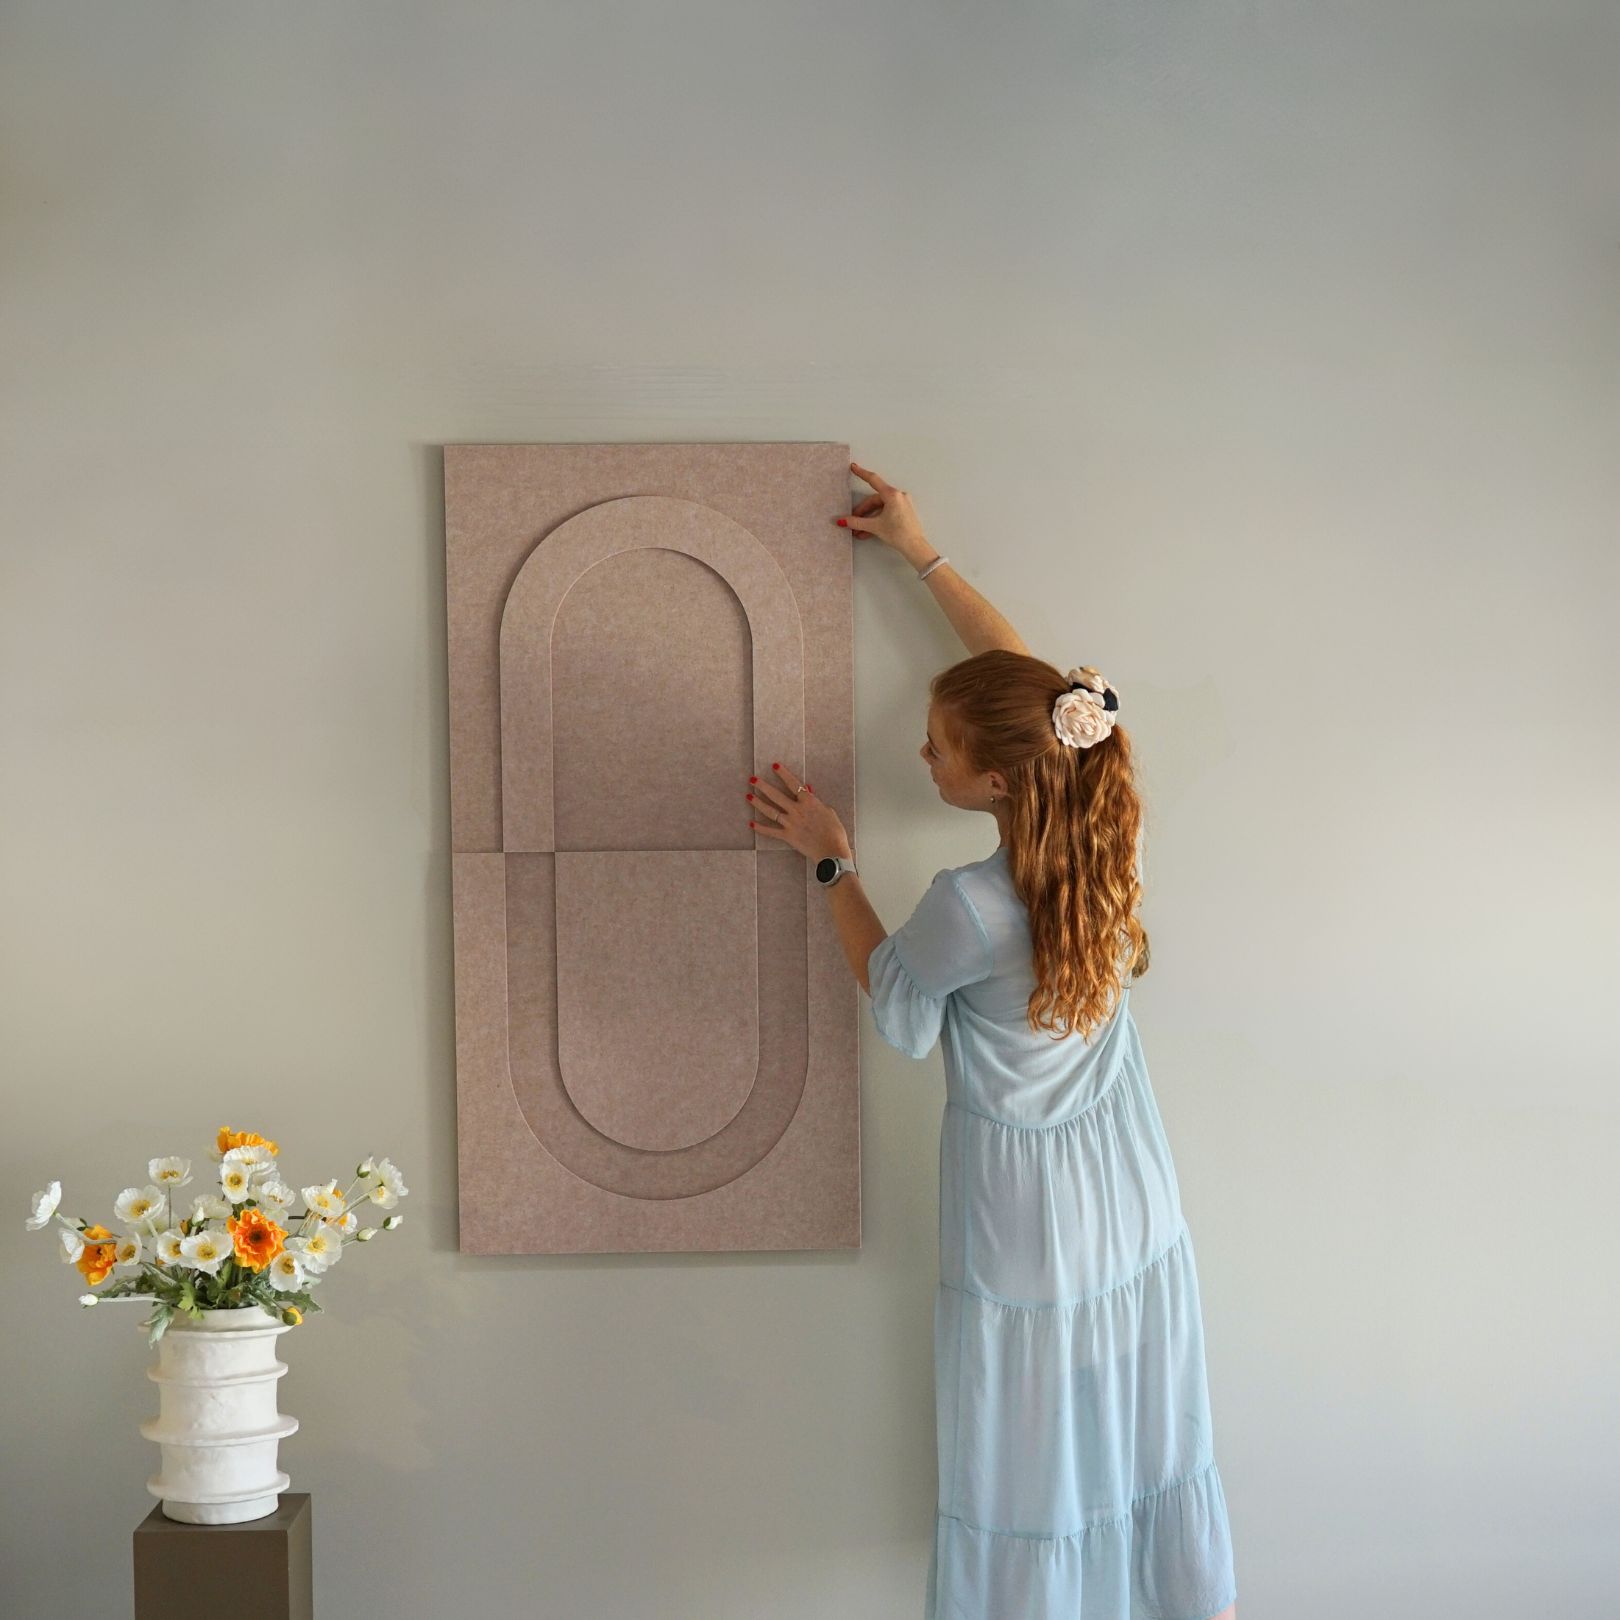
xmin=748 ymin=820 xmax=755 ymax=827
xmin=746 ymin=793 xmax=754 ymax=801
xmin=772 ymin=762 xmax=780 ymax=770
xmin=749 ymin=776 xmax=757 ymax=783
xmin=836 ymin=518 xmax=847 ymax=527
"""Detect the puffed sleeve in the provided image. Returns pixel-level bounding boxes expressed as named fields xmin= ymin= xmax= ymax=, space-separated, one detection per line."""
xmin=865 ymin=870 xmax=994 ymax=1059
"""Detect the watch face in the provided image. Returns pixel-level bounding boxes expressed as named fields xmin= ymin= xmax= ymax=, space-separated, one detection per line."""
xmin=815 ymin=856 xmax=837 ymax=883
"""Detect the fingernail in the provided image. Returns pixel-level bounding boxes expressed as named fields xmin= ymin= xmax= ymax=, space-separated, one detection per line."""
xmin=836 ymin=518 xmax=847 ymax=527
xmin=749 ymin=776 xmax=757 ymax=783
xmin=748 ymin=820 xmax=755 ymax=827
xmin=746 ymin=793 xmax=754 ymax=801
xmin=772 ymin=762 xmax=780 ymax=770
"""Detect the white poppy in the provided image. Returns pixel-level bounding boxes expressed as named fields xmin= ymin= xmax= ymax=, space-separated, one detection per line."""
xmin=189 ymin=1192 xmax=233 ymax=1224
xmin=302 ymin=1180 xmax=347 ymax=1220
xmin=219 ymin=1161 xmax=256 ymax=1202
xmin=154 ymin=1228 xmax=188 ymax=1266
xmin=267 ymin=1251 xmax=306 ymax=1292
xmin=114 ymin=1185 xmax=170 ymax=1228
xmin=148 ymin=1157 xmax=192 ymax=1189
xmin=25 ymin=1181 xmax=62 ymax=1231
xmin=289 ymin=1228 xmax=342 ymax=1273
xmin=364 ymin=1158 xmax=409 ymax=1209
xmin=114 ymin=1229 xmax=145 ymax=1269
xmin=257 ymin=1177 xmax=296 ymax=1211
xmin=179 ymin=1229 xmax=230 ymax=1276
xmin=59 ymin=1227 xmax=84 ymax=1264
xmin=222 ymin=1144 xmax=277 ymax=1181
xmin=372 ymin=1157 xmax=409 ymax=1200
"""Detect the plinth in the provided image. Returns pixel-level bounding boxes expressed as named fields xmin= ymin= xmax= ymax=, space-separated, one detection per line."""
xmin=133 ymin=1491 xmax=312 ymax=1618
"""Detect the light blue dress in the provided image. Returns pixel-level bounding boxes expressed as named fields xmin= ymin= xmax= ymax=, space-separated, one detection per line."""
xmin=867 ymin=844 xmax=1237 ymax=1620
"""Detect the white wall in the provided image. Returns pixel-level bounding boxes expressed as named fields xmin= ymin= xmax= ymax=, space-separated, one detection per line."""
xmin=3 ymin=3 xmax=1614 ymax=1615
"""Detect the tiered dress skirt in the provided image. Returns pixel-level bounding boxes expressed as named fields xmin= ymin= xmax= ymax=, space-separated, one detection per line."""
xmin=869 ymin=877 xmax=1236 ymax=1620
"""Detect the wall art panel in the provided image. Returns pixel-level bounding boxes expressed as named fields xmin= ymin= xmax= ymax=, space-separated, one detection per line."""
xmin=444 ymin=442 xmax=859 ymax=1254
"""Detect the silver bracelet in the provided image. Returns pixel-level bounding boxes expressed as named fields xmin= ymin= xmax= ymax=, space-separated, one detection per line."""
xmin=916 ymin=554 xmax=949 ymax=581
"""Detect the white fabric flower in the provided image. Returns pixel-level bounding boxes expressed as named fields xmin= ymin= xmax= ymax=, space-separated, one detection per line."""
xmin=1051 ymin=686 xmax=1116 ymax=748
xmin=59 ymin=1227 xmax=85 ymax=1264
xmin=179 ymin=1229 xmax=230 ymax=1276
xmin=25 ymin=1181 xmax=62 ymax=1231
xmin=149 ymin=1157 xmax=192 ymax=1190
xmin=114 ymin=1229 xmax=146 ymax=1269
xmin=257 ymin=1177 xmax=296 ymax=1211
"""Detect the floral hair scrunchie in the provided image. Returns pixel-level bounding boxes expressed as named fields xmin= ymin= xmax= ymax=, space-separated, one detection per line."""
xmin=1051 ymin=666 xmax=1120 ymax=749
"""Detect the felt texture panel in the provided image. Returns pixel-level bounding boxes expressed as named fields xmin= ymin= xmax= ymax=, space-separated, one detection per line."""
xmin=445 ymin=442 xmax=858 ymax=1254
xmin=552 ymin=851 xmax=759 ymax=1152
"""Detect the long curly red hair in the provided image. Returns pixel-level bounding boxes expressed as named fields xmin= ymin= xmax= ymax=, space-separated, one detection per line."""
xmin=930 ymin=649 xmax=1149 ymax=1041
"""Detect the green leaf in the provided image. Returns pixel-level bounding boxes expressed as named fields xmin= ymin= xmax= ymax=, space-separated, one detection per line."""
xmin=145 ymin=1304 xmax=176 ymax=1347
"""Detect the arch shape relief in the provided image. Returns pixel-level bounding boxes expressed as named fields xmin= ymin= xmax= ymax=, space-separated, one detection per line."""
xmin=496 ymin=495 xmax=810 ymax=1200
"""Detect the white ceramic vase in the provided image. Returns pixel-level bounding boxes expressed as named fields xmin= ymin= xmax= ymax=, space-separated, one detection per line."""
xmin=140 ymin=1303 xmax=300 ymax=1524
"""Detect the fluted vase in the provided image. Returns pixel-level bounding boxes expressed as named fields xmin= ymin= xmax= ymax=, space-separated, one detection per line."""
xmin=139 ymin=1303 xmax=300 ymax=1523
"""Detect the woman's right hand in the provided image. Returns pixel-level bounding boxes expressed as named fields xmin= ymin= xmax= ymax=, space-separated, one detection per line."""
xmin=836 ymin=461 xmax=931 ymax=562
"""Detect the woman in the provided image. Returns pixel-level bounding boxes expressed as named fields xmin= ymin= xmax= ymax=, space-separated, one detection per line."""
xmin=747 ymin=461 xmax=1238 ymax=1620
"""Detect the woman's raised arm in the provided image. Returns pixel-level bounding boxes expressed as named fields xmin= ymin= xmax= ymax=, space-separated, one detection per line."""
xmin=837 ymin=461 xmax=1030 ymax=658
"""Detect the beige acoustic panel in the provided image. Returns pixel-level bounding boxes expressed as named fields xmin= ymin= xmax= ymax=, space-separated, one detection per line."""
xmin=445 ymin=443 xmax=859 ymax=1254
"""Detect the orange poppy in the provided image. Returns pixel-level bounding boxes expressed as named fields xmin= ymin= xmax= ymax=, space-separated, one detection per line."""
xmin=227 ymin=1207 xmax=287 ymax=1273
xmin=216 ymin=1127 xmax=280 ymax=1159
xmin=76 ymin=1223 xmax=118 ymax=1287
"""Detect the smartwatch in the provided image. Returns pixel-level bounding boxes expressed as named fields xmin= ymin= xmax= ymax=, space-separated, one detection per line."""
xmin=814 ymin=854 xmax=857 ymax=887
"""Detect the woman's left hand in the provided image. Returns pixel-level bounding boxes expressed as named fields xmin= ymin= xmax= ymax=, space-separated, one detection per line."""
xmin=747 ymin=762 xmax=853 ymax=863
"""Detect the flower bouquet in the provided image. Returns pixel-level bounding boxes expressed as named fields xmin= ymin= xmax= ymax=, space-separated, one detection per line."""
xmin=25 ymin=1126 xmax=409 ymax=1345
